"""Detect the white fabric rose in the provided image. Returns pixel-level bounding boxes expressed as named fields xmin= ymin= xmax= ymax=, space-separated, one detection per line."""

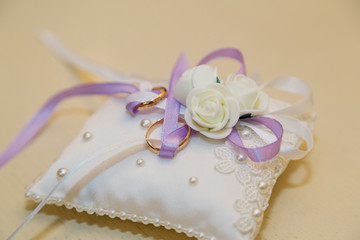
xmin=173 ymin=65 xmax=218 ymax=105
xmin=174 ymin=65 xmax=270 ymax=139
xmin=222 ymin=74 xmax=269 ymax=115
xmin=184 ymin=84 xmax=240 ymax=139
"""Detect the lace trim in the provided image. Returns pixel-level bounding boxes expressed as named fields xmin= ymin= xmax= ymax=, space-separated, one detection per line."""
xmin=214 ymin=124 xmax=298 ymax=238
xmin=24 ymin=192 xmax=215 ymax=240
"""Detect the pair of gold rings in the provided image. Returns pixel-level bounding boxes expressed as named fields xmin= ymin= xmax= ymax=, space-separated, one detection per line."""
xmin=136 ymin=86 xmax=191 ymax=154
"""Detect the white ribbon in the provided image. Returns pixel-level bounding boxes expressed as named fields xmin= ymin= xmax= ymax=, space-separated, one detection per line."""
xmin=261 ymin=76 xmax=313 ymax=116
xmin=40 ymin=31 xmax=153 ymax=92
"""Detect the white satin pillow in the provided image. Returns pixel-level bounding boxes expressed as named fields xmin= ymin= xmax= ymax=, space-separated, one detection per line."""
xmin=25 ymin=96 xmax=305 ymax=240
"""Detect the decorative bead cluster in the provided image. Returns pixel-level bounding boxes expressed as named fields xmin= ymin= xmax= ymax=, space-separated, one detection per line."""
xmin=24 ymin=192 xmax=215 ymax=240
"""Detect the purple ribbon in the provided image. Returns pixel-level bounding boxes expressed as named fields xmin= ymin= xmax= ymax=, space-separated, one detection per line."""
xmin=197 ymin=47 xmax=247 ymax=75
xmin=0 ymin=83 xmax=139 ymax=168
xmin=159 ymin=54 xmax=190 ymax=157
xmin=227 ymin=117 xmax=283 ymax=162
xmin=126 ymin=101 xmax=142 ymax=114
xmin=126 ymin=89 xmax=163 ymax=115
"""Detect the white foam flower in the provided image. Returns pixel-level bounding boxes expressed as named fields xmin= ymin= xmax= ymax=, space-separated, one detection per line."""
xmin=174 ymin=65 xmax=269 ymax=139
xmin=173 ymin=65 xmax=218 ymax=105
xmin=222 ymin=74 xmax=269 ymax=115
xmin=184 ymin=84 xmax=240 ymax=139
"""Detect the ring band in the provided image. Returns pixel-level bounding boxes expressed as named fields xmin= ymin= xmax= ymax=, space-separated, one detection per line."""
xmin=134 ymin=87 xmax=167 ymax=112
xmin=145 ymin=118 xmax=191 ymax=154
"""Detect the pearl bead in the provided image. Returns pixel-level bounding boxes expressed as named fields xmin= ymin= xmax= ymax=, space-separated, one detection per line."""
xmin=56 ymin=168 xmax=68 ymax=179
xmin=82 ymin=131 xmax=93 ymax=141
xmin=236 ymin=154 xmax=246 ymax=162
xmin=258 ymin=181 xmax=268 ymax=192
xmin=175 ymin=224 xmax=182 ymax=232
xmin=65 ymin=202 xmax=73 ymax=209
xmin=252 ymin=208 xmax=263 ymax=219
xmin=55 ymin=199 xmax=63 ymax=206
xmin=76 ymin=206 xmax=84 ymax=212
xmin=165 ymin=221 xmax=171 ymax=229
xmin=109 ymin=210 xmax=116 ymax=218
xmin=25 ymin=192 xmax=31 ymax=198
xmin=154 ymin=218 xmax=160 ymax=226
xmin=189 ymin=176 xmax=199 ymax=185
xmin=142 ymin=216 xmax=149 ymax=224
xmin=34 ymin=195 xmax=40 ymax=202
xmin=119 ymin=211 xmax=126 ymax=218
xmin=140 ymin=119 xmax=152 ymax=128
xmin=97 ymin=208 xmax=104 ymax=216
xmin=241 ymin=129 xmax=251 ymax=139
xmin=136 ymin=158 xmax=145 ymax=166
xmin=87 ymin=208 xmax=95 ymax=214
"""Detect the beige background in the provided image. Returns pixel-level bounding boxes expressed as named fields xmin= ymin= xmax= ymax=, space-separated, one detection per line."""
xmin=0 ymin=0 xmax=359 ymax=239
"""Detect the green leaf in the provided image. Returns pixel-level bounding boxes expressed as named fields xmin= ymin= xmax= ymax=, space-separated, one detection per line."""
xmin=239 ymin=113 xmax=252 ymax=119
xmin=216 ymin=76 xmax=220 ymax=83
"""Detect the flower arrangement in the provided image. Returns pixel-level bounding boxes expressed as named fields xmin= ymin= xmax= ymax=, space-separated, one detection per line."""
xmin=173 ymin=65 xmax=269 ymax=139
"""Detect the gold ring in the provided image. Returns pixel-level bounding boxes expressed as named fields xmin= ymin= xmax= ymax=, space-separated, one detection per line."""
xmin=145 ymin=118 xmax=191 ymax=154
xmin=134 ymin=87 xmax=167 ymax=112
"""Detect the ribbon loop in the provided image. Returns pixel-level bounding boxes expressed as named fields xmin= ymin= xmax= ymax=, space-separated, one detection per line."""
xmin=262 ymin=76 xmax=313 ymax=116
xmin=197 ymin=47 xmax=247 ymax=75
xmin=227 ymin=117 xmax=284 ymax=162
xmin=270 ymin=115 xmax=314 ymax=160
